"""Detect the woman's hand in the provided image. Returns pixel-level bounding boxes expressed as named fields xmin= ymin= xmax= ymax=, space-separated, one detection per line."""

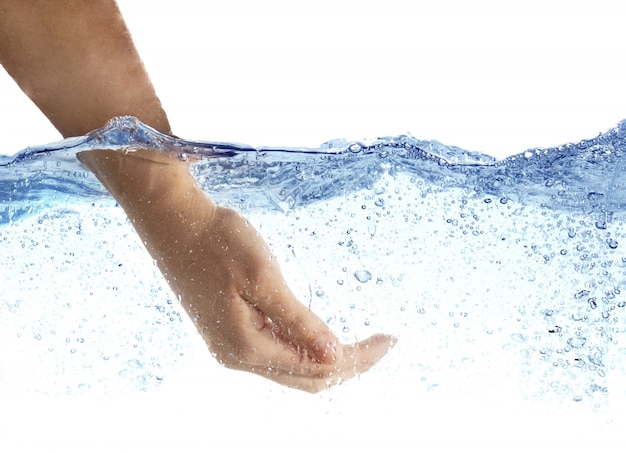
xmin=77 ymin=148 xmax=396 ymax=392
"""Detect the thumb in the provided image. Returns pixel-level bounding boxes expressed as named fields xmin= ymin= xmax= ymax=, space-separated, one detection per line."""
xmin=272 ymin=299 xmax=341 ymax=365
xmin=232 ymin=220 xmax=341 ymax=364
xmin=242 ymin=279 xmax=340 ymax=364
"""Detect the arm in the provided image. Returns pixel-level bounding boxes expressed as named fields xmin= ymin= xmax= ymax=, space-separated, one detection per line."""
xmin=0 ymin=0 xmax=171 ymax=137
xmin=0 ymin=0 xmax=396 ymax=392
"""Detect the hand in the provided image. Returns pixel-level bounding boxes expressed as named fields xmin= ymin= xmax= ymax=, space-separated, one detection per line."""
xmin=77 ymin=148 xmax=396 ymax=392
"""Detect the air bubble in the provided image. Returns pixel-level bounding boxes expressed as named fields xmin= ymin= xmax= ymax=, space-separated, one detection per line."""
xmin=567 ymin=337 xmax=586 ymax=349
xmin=354 ymin=270 xmax=372 ymax=283
xmin=368 ymin=223 xmax=377 ymax=237
xmin=128 ymin=359 xmax=143 ymax=369
xmin=348 ymin=143 xmax=362 ymax=153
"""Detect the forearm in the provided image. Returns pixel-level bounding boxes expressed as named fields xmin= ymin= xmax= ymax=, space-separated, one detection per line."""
xmin=76 ymin=149 xmax=216 ymax=282
xmin=0 ymin=0 xmax=171 ymax=137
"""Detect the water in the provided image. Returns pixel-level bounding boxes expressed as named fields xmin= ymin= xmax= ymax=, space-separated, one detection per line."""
xmin=2 ymin=116 xmax=626 ymax=447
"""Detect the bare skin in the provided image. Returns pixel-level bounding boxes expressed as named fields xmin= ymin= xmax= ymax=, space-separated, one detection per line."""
xmin=0 ymin=0 xmax=396 ymax=392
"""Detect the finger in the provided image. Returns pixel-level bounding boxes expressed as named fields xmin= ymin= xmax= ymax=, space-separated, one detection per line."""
xmin=339 ymin=334 xmax=398 ymax=375
xmin=232 ymin=327 xmax=397 ymax=392
xmin=240 ymin=270 xmax=340 ymax=364
xmin=220 ymin=209 xmax=340 ymax=364
xmin=249 ymin=334 xmax=397 ymax=393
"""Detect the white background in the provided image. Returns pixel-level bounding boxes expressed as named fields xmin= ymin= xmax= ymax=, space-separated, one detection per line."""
xmin=1 ymin=0 xmax=624 ymax=158
xmin=1 ymin=1 xmax=626 ymax=452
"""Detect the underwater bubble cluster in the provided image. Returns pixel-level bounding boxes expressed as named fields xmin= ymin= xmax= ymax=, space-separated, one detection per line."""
xmin=0 ymin=204 xmax=193 ymax=396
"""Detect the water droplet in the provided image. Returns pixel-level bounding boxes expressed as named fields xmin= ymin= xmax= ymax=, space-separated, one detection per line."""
xmin=315 ymin=290 xmax=325 ymax=298
xmin=128 ymin=359 xmax=143 ymax=369
xmin=348 ymin=143 xmax=362 ymax=153
xmin=574 ymin=290 xmax=590 ymax=299
xmin=567 ymin=337 xmax=586 ymax=349
xmin=368 ymin=223 xmax=377 ymax=237
xmin=607 ymin=238 xmax=619 ymax=249
xmin=336 ymin=279 xmax=344 ymax=286
xmin=354 ymin=270 xmax=372 ymax=283
xmin=587 ymin=192 xmax=603 ymax=201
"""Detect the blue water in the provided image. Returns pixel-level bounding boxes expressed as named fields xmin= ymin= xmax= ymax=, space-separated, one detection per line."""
xmin=2 ymin=116 xmax=626 ymax=410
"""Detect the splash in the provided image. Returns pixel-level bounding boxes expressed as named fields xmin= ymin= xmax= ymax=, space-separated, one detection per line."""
xmin=1 ymin=116 xmax=626 ymax=407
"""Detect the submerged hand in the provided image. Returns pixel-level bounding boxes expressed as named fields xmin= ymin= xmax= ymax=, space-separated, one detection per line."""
xmin=77 ymin=148 xmax=396 ymax=392
xmin=176 ymin=203 xmax=396 ymax=392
